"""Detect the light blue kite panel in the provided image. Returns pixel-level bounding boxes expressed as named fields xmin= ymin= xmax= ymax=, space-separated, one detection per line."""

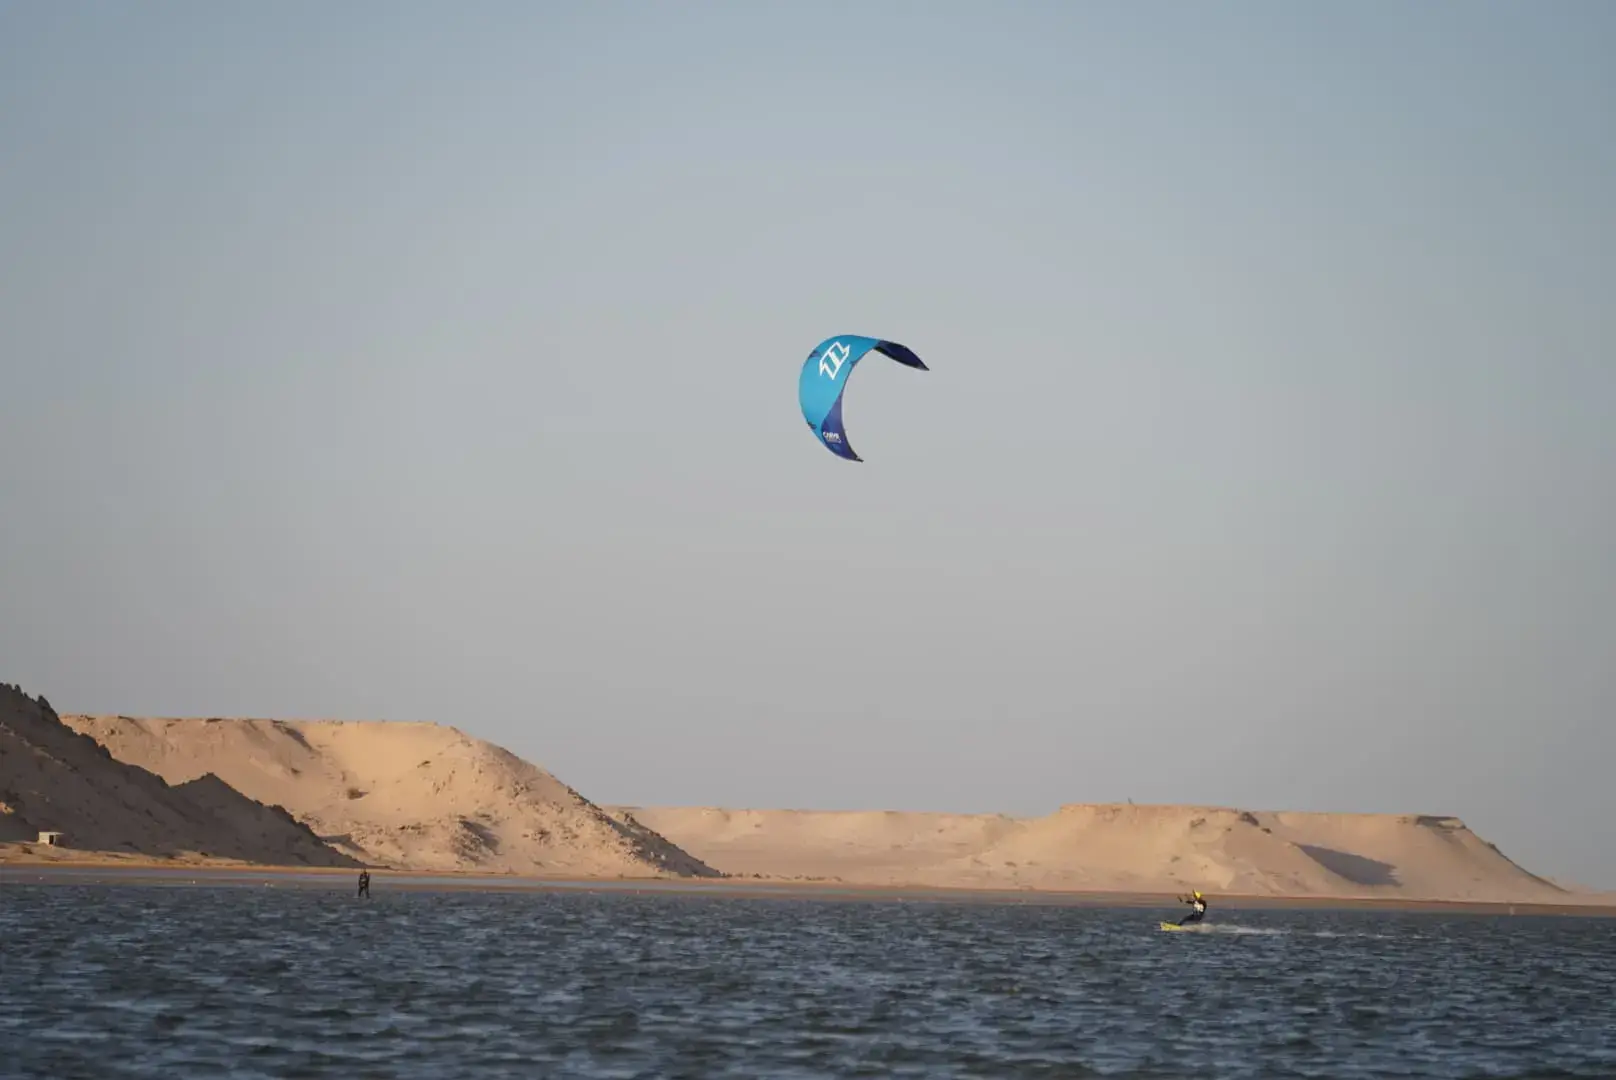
xmin=798 ymin=335 xmax=927 ymax=462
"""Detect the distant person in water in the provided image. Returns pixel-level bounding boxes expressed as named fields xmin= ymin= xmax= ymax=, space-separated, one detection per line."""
xmin=1177 ymin=891 xmax=1207 ymax=925
xmin=357 ymin=870 xmax=370 ymax=899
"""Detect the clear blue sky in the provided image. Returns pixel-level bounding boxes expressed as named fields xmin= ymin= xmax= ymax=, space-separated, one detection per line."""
xmin=3 ymin=2 xmax=1613 ymax=887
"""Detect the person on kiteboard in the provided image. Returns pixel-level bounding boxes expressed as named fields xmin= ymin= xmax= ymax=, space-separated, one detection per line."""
xmin=1176 ymin=890 xmax=1208 ymax=926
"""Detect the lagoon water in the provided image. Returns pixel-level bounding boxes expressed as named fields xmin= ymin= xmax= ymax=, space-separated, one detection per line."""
xmin=1 ymin=880 xmax=1612 ymax=1078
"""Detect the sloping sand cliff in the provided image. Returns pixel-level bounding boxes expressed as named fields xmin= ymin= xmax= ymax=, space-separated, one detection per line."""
xmin=615 ymin=803 xmax=1577 ymax=903
xmin=64 ymin=714 xmax=719 ymax=878
xmin=45 ymin=708 xmax=1591 ymax=902
xmin=0 ymin=685 xmax=355 ymax=868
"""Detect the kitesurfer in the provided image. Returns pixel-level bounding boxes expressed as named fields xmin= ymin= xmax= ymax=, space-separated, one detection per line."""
xmin=1176 ymin=890 xmax=1207 ymax=925
xmin=357 ymin=870 xmax=371 ymax=899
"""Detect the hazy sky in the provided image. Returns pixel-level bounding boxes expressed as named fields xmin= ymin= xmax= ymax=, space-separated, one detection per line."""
xmin=3 ymin=2 xmax=1613 ymax=888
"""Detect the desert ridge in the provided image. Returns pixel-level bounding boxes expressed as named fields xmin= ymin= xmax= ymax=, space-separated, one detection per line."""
xmin=60 ymin=713 xmax=720 ymax=879
xmin=0 ymin=701 xmax=1598 ymax=905
xmin=612 ymin=803 xmax=1580 ymax=904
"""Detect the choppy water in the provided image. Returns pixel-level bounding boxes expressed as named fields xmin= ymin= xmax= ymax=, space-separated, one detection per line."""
xmin=1 ymin=879 xmax=1612 ymax=1078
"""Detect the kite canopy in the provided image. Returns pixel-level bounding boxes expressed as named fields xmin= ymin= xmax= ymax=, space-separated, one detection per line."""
xmin=797 ymin=335 xmax=927 ymax=462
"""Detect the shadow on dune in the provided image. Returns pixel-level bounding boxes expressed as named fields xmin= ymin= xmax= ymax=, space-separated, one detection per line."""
xmin=459 ymin=817 xmax=502 ymax=854
xmin=2 ymin=683 xmax=360 ymax=869
xmin=170 ymin=774 xmax=364 ymax=867
xmin=1298 ymin=844 xmax=1399 ymax=887
xmin=611 ymin=810 xmax=725 ymax=878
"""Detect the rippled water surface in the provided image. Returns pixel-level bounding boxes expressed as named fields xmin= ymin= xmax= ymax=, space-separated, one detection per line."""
xmin=2 ymin=880 xmax=1612 ymax=1078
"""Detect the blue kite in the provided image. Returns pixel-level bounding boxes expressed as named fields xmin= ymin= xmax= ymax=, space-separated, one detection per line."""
xmin=797 ymin=335 xmax=928 ymax=462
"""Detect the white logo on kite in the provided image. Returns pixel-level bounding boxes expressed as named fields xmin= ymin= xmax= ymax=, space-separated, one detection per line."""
xmin=824 ymin=431 xmax=842 ymax=443
xmin=818 ymin=340 xmax=850 ymax=380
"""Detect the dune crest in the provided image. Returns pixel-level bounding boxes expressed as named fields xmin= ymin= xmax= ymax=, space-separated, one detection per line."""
xmin=616 ymin=802 xmax=1577 ymax=904
xmin=0 ymin=684 xmax=355 ymax=868
xmin=64 ymin=714 xmax=719 ymax=878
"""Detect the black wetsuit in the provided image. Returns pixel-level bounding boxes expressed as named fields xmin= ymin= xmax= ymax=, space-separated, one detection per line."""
xmin=357 ymin=871 xmax=370 ymax=898
xmin=1177 ymin=897 xmax=1206 ymax=925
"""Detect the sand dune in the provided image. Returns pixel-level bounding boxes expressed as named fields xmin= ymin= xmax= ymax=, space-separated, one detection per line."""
xmin=37 ymin=703 xmax=1593 ymax=901
xmin=0 ymin=684 xmax=355 ymax=868
xmin=615 ymin=803 xmax=1580 ymax=904
xmin=64 ymin=714 xmax=719 ymax=878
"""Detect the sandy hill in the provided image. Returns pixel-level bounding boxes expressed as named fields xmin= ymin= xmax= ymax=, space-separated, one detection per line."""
xmin=0 ymin=684 xmax=355 ymax=868
xmin=614 ymin=802 xmax=1578 ymax=904
xmin=64 ymin=714 xmax=720 ymax=878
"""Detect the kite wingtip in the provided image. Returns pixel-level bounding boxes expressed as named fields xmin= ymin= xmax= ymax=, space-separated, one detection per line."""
xmin=875 ymin=340 xmax=929 ymax=372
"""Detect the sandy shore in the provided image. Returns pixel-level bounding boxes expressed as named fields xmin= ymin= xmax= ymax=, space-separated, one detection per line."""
xmin=6 ymin=853 xmax=1614 ymax=919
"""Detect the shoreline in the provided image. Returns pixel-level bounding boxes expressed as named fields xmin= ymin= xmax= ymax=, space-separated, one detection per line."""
xmin=5 ymin=855 xmax=1613 ymax=918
